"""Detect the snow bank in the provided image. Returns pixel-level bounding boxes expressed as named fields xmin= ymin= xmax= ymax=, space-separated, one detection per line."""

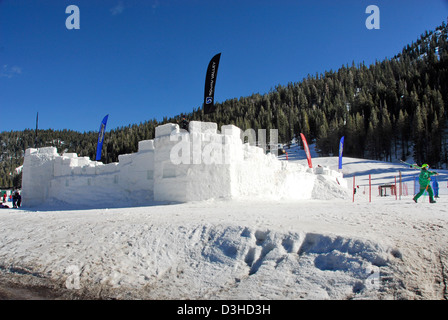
xmin=0 ymin=205 xmax=397 ymax=300
xmin=21 ymin=121 xmax=348 ymax=207
xmin=2 ymin=159 xmax=448 ymax=300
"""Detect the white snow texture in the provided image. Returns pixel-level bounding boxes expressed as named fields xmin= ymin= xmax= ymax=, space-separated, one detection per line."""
xmin=1 ymin=122 xmax=448 ymax=300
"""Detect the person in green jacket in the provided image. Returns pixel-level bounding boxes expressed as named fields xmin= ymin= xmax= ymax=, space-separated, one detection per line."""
xmin=413 ymin=164 xmax=438 ymax=203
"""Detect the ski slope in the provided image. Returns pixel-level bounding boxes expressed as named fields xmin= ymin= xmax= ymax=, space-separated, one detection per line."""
xmin=0 ymin=154 xmax=447 ymax=300
xmin=281 ymin=141 xmax=447 ymax=198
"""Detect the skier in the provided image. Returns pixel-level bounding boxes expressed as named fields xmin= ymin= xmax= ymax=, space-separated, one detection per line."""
xmin=413 ymin=164 xmax=438 ymax=203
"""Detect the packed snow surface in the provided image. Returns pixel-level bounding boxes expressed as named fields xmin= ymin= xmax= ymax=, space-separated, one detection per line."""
xmin=1 ymin=156 xmax=448 ymax=300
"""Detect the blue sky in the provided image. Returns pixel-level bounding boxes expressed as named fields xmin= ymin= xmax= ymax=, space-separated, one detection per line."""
xmin=1 ymin=0 xmax=447 ymax=133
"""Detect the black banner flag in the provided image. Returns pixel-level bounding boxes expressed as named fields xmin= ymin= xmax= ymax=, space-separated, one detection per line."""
xmin=203 ymin=53 xmax=221 ymax=114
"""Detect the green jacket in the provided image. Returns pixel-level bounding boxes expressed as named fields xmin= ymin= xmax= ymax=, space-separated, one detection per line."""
xmin=418 ymin=169 xmax=437 ymax=188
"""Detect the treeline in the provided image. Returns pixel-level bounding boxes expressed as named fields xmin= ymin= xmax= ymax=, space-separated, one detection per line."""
xmin=199 ymin=21 xmax=448 ymax=167
xmin=1 ymin=20 xmax=448 ymax=188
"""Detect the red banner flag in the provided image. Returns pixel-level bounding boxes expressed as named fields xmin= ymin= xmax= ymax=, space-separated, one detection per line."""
xmin=300 ymin=133 xmax=312 ymax=168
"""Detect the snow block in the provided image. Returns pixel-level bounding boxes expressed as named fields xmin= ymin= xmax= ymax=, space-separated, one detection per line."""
xmin=189 ymin=121 xmax=217 ymax=134
xmin=155 ymin=123 xmax=179 ymax=138
xmin=221 ymin=124 xmax=242 ymax=137
xmin=138 ymin=140 xmax=154 ymax=152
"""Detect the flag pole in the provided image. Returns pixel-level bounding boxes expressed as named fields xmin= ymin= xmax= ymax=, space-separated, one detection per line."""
xmin=34 ymin=112 xmax=39 ymax=148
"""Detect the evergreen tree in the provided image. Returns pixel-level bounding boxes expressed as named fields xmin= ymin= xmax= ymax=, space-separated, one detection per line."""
xmin=412 ymin=104 xmax=425 ymax=164
xmin=380 ymin=104 xmax=393 ymax=161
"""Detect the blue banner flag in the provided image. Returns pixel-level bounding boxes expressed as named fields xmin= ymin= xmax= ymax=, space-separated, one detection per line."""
xmin=338 ymin=136 xmax=344 ymax=170
xmin=96 ymin=115 xmax=109 ymax=161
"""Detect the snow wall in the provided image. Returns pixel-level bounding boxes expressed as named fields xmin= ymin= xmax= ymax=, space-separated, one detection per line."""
xmin=21 ymin=121 xmax=348 ymax=207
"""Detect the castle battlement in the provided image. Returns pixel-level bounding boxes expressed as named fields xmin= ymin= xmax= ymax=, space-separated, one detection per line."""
xmin=21 ymin=121 xmax=347 ymax=208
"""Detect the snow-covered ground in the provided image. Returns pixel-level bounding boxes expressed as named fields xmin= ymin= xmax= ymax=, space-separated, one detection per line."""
xmin=1 ymin=154 xmax=447 ymax=300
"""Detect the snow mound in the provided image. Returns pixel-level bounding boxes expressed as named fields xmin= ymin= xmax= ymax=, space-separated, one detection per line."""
xmin=2 ymin=155 xmax=448 ymax=299
xmin=0 ymin=216 xmax=397 ymax=300
xmin=312 ymin=174 xmax=350 ymax=200
xmin=194 ymin=226 xmax=392 ymax=300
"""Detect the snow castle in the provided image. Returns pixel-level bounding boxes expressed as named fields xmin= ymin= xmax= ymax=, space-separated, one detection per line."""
xmin=21 ymin=121 xmax=348 ymax=207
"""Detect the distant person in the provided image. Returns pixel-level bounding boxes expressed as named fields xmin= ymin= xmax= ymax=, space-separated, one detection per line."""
xmin=413 ymin=164 xmax=438 ymax=203
xmin=2 ymin=193 xmax=6 ymax=203
xmin=12 ymin=190 xmax=21 ymax=208
xmin=16 ymin=192 xmax=21 ymax=208
xmin=12 ymin=191 xmax=18 ymax=208
xmin=180 ymin=115 xmax=189 ymax=132
xmin=433 ymin=176 xmax=439 ymax=198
